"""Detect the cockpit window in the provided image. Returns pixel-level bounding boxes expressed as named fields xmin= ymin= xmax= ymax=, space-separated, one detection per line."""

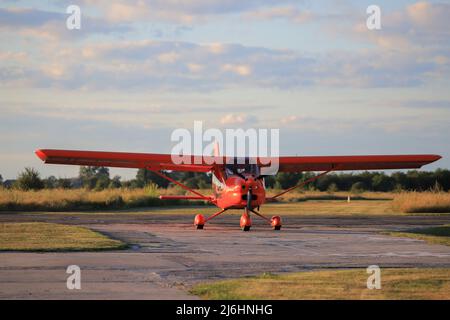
xmin=225 ymin=163 xmax=260 ymax=177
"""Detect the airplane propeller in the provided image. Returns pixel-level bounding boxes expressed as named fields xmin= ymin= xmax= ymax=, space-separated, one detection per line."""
xmin=246 ymin=188 xmax=252 ymax=211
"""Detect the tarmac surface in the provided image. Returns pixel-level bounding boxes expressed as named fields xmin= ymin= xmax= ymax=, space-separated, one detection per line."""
xmin=1 ymin=211 xmax=450 ymax=299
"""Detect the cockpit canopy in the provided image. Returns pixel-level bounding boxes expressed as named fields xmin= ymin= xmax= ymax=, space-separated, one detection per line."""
xmin=225 ymin=161 xmax=260 ymax=177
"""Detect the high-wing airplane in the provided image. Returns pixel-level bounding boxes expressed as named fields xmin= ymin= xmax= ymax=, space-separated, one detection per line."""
xmin=35 ymin=148 xmax=441 ymax=231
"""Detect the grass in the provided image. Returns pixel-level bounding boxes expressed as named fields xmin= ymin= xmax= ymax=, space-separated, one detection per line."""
xmin=0 ymin=222 xmax=126 ymax=251
xmin=1 ymin=188 xmax=450 ymax=215
xmin=191 ymin=268 xmax=450 ymax=300
xmin=386 ymin=225 xmax=450 ymax=246
xmin=393 ymin=192 xmax=450 ymax=213
xmin=0 ymin=187 xmax=208 ymax=212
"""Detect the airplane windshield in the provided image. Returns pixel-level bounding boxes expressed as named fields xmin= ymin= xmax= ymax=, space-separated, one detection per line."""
xmin=225 ymin=163 xmax=260 ymax=177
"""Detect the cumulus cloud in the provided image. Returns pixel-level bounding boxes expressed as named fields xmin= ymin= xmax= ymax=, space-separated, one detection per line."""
xmin=0 ymin=7 xmax=132 ymax=40
xmin=81 ymin=0 xmax=303 ymax=24
xmin=245 ymin=6 xmax=313 ymax=24
xmin=1 ymin=36 xmax=447 ymax=90
xmin=280 ymin=115 xmax=299 ymax=124
xmin=220 ymin=113 xmax=258 ymax=126
xmin=353 ymin=1 xmax=450 ymax=51
xmin=1 ymin=2 xmax=448 ymax=91
xmin=222 ymin=64 xmax=252 ymax=76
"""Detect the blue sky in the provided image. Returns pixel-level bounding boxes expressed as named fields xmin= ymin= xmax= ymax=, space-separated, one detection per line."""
xmin=1 ymin=0 xmax=449 ymax=179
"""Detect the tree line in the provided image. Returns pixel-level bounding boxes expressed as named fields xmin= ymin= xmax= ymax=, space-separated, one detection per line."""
xmin=2 ymin=167 xmax=449 ymax=192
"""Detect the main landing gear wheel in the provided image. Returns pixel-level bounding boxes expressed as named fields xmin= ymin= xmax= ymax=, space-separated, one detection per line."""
xmin=240 ymin=213 xmax=252 ymax=232
xmin=271 ymin=216 xmax=282 ymax=231
xmin=194 ymin=214 xmax=205 ymax=230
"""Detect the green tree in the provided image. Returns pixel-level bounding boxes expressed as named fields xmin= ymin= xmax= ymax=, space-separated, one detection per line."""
xmin=0 ymin=174 xmax=3 ymax=186
xmin=56 ymin=178 xmax=72 ymax=189
xmin=79 ymin=166 xmax=110 ymax=189
xmin=273 ymin=181 xmax=283 ymax=190
xmin=263 ymin=175 xmax=275 ymax=188
xmin=15 ymin=168 xmax=44 ymax=191
xmin=44 ymin=176 xmax=57 ymax=189
xmin=372 ymin=173 xmax=395 ymax=192
xmin=275 ymin=172 xmax=301 ymax=189
xmin=327 ymin=183 xmax=339 ymax=193
xmin=434 ymin=169 xmax=450 ymax=191
xmin=350 ymin=182 xmax=366 ymax=194
xmin=136 ymin=169 xmax=169 ymax=188
xmin=95 ymin=175 xmax=110 ymax=190
xmin=108 ymin=175 xmax=122 ymax=189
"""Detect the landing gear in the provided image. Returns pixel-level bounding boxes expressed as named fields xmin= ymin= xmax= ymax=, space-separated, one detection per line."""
xmin=240 ymin=210 xmax=252 ymax=232
xmin=194 ymin=214 xmax=205 ymax=229
xmin=271 ymin=216 xmax=282 ymax=230
xmin=194 ymin=209 xmax=280 ymax=231
xmin=247 ymin=208 xmax=282 ymax=231
xmin=194 ymin=209 xmax=227 ymax=230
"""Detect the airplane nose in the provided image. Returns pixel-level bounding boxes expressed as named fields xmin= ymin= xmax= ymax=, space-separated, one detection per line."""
xmin=245 ymin=177 xmax=256 ymax=188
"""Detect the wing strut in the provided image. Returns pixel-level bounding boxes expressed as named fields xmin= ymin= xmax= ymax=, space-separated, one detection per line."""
xmin=267 ymin=168 xmax=336 ymax=201
xmin=150 ymin=169 xmax=213 ymax=202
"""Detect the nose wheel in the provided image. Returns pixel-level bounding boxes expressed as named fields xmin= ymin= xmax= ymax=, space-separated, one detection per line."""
xmin=240 ymin=210 xmax=252 ymax=231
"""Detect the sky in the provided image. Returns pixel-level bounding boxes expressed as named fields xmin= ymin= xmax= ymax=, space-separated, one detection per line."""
xmin=0 ymin=0 xmax=449 ymax=180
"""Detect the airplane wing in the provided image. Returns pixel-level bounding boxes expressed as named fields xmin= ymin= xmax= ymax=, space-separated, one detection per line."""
xmin=36 ymin=149 xmax=441 ymax=173
xmin=275 ymin=154 xmax=442 ymax=172
xmin=35 ymin=149 xmax=215 ymax=172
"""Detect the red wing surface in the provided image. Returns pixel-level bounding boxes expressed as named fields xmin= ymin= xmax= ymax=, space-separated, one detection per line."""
xmin=35 ymin=149 xmax=215 ymax=172
xmin=36 ymin=149 xmax=441 ymax=173
xmin=276 ymin=154 xmax=441 ymax=172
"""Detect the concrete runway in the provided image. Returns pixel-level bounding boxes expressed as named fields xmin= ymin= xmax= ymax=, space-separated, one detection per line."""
xmin=1 ymin=212 xmax=450 ymax=299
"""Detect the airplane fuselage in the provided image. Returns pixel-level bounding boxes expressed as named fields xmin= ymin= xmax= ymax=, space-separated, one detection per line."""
xmin=212 ymin=170 xmax=266 ymax=210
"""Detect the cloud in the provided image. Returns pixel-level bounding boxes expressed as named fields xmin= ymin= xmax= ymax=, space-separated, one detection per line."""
xmin=82 ymin=0 xmax=303 ymax=24
xmin=0 ymin=7 xmax=132 ymax=40
xmin=245 ymin=6 xmax=313 ymax=24
xmin=1 ymin=2 xmax=449 ymax=91
xmin=220 ymin=114 xmax=257 ymax=126
xmin=1 ymin=36 xmax=447 ymax=91
xmin=222 ymin=63 xmax=252 ymax=76
xmin=280 ymin=115 xmax=299 ymax=125
xmin=353 ymin=2 xmax=450 ymax=51
xmin=186 ymin=63 xmax=204 ymax=73
xmin=157 ymin=51 xmax=180 ymax=64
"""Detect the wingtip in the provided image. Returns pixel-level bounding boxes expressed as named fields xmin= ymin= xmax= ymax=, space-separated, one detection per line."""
xmin=35 ymin=149 xmax=47 ymax=161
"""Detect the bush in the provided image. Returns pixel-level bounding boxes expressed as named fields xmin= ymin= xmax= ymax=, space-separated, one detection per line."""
xmin=144 ymin=183 xmax=159 ymax=197
xmin=350 ymin=182 xmax=365 ymax=194
xmin=327 ymin=183 xmax=339 ymax=193
xmin=15 ymin=168 xmax=44 ymax=191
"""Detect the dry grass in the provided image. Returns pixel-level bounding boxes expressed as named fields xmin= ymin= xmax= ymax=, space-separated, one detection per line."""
xmin=265 ymin=190 xmax=395 ymax=202
xmin=393 ymin=192 xmax=450 ymax=213
xmin=1 ymin=188 xmax=450 ymax=214
xmin=191 ymin=268 xmax=450 ymax=300
xmin=0 ymin=222 xmax=126 ymax=251
xmin=0 ymin=187 xmax=208 ymax=211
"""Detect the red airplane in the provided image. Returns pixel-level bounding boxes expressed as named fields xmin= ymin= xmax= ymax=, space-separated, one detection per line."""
xmin=35 ymin=148 xmax=441 ymax=231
